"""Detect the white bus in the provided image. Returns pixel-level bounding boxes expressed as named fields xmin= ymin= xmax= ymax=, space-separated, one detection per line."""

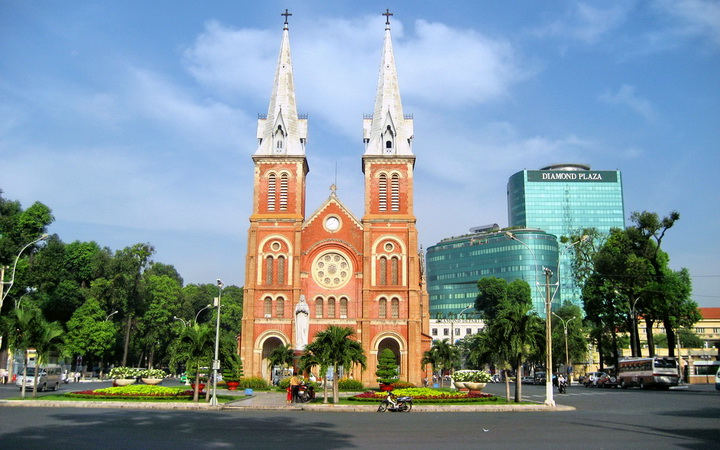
xmin=618 ymin=357 xmax=679 ymax=390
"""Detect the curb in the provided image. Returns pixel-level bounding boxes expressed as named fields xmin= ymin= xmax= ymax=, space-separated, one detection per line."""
xmin=0 ymin=399 xmax=575 ymax=413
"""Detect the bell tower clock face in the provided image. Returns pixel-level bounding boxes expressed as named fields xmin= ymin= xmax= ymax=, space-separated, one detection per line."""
xmin=324 ymin=216 xmax=340 ymax=231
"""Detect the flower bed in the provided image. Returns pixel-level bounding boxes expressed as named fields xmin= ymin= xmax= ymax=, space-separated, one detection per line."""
xmin=66 ymin=385 xmax=193 ymax=400
xmin=348 ymin=387 xmax=499 ymax=404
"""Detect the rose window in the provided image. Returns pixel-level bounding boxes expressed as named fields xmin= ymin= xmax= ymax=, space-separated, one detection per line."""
xmin=313 ymin=252 xmax=351 ymax=289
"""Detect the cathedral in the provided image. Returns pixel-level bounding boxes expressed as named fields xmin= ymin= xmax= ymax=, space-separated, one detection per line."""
xmin=239 ymin=12 xmax=430 ymax=387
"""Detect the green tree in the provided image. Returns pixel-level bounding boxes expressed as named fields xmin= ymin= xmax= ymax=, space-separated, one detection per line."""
xmin=266 ymin=344 xmax=295 ymax=374
xmin=171 ymin=323 xmax=214 ymax=402
xmin=306 ymin=326 xmax=366 ymax=404
xmin=422 ymin=339 xmax=460 ymax=387
xmin=29 ymin=318 xmax=64 ymax=397
xmin=375 ymin=348 xmax=399 ymax=385
xmin=137 ymin=274 xmax=181 ymax=369
xmin=5 ymin=308 xmax=39 ymax=398
xmin=551 ymin=303 xmax=587 ymax=370
xmin=65 ymin=298 xmax=116 ymax=375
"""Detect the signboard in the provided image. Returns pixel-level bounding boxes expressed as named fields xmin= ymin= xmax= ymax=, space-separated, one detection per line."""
xmin=527 ymin=170 xmax=618 ymax=183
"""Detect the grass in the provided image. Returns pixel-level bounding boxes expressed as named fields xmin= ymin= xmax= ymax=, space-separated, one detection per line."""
xmin=8 ymin=385 xmax=242 ymax=404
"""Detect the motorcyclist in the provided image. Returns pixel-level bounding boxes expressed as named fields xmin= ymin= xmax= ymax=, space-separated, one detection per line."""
xmin=386 ymin=391 xmax=398 ymax=409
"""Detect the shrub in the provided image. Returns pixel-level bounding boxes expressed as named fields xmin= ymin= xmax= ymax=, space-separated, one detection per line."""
xmin=390 ymin=381 xmax=415 ymax=389
xmin=108 ymin=367 xmax=142 ymax=379
xmin=140 ymin=368 xmax=166 ymax=379
xmin=452 ymin=370 xmax=492 ymax=383
xmin=338 ymin=378 xmax=364 ymax=391
xmin=376 ymin=349 xmax=399 ymax=384
xmin=237 ymin=377 xmax=270 ymax=390
xmin=67 ymin=385 xmax=192 ymax=400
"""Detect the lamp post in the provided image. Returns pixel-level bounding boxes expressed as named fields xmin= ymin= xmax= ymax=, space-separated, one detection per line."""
xmin=209 ymin=278 xmax=223 ymax=407
xmin=552 ymin=312 xmax=577 ymax=372
xmin=0 ymin=234 xmax=49 ymax=311
xmin=195 ymin=304 xmax=212 ymax=323
xmin=173 ymin=316 xmax=188 ymax=327
xmin=450 ymin=305 xmax=472 ymax=345
xmin=505 ymin=232 xmax=586 ymax=407
xmin=105 ymin=310 xmax=119 ymax=321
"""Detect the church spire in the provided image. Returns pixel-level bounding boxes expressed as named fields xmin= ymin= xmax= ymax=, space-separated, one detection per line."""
xmin=363 ymin=9 xmax=413 ymax=156
xmin=255 ymin=10 xmax=307 ymax=156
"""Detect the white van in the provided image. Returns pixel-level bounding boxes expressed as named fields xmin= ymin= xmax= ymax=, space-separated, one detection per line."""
xmin=715 ymin=368 xmax=720 ymax=391
xmin=15 ymin=364 xmax=63 ymax=391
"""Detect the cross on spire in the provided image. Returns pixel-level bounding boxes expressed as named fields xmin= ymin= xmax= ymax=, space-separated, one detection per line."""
xmin=281 ymin=9 xmax=292 ymax=27
xmin=382 ymin=9 xmax=393 ymax=26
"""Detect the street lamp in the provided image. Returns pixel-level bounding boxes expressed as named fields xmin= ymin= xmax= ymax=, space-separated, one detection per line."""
xmin=173 ymin=316 xmax=188 ymax=327
xmin=209 ymin=278 xmax=223 ymax=407
xmin=505 ymin=232 xmax=586 ymax=407
xmin=105 ymin=310 xmax=119 ymax=321
xmin=450 ymin=305 xmax=473 ymax=345
xmin=552 ymin=312 xmax=577 ymax=373
xmin=195 ymin=304 xmax=212 ymax=323
xmin=0 ymin=234 xmax=49 ymax=311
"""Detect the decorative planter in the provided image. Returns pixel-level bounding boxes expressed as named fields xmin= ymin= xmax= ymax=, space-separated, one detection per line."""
xmin=141 ymin=378 xmax=163 ymax=385
xmin=379 ymin=383 xmax=394 ymax=391
xmin=453 ymin=381 xmax=467 ymax=390
xmin=466 ymin=382 xmax=487 ymax=391
xmin=226 ymin=381 xmax=239 ymax=391
xmin=191 ymin=383 xmax=206 ymax=392
xmin=113 ymin=378 xmax=136 ymax=387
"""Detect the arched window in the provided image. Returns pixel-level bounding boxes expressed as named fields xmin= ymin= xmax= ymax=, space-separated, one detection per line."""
xmin=391 ymin=173 xmax=400 ymax=211
xmin=277 ymin=255 xmax=285 ymax=285
xmin=378 ymin=173 xmax=387 ymax=212
xmin=265 ymin=256 xmax=274 ymax=285
xmin=274 ymin=125 xmax=284 ymax=153
xmin=379 ymin=256 xmax=387 ymax=286
xmin=340 ymin=297 xmax=348 ymax=318
xmin=328 ymin=297 xmax=336 ymax=318
xmin=268 ymin=173 xmax=276 ymax=211
xmin=315 ymin=297 xmax=323 ymax=318
xmin=391 ymin=298 xmax=400 ymax=319
xmin=390 ymin=256 xmax=399 ymax=285
xmin=279 ymin=173 xmax=288 ymax=211
xmin=264 ymin=297 xmax=272 ymax=317
xmin=276 ymin=297 xmax=284 ymax=318
xmin=379 ymin=298 xmax=387 ymax=319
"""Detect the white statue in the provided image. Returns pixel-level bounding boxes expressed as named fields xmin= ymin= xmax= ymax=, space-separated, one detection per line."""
xmin=294 ymin=295 xmax=310 ymax=350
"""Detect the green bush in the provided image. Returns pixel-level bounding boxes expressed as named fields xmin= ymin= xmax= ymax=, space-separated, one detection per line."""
xmin=376 ymin=349 xmax=399 ymax=384
xmin=237 ymin=377 xmax=270 ymax=390
xmin=390 ymin=381 xmax=415 ymax=389
xmin=338 ymin=378 xmax=364 ymax=390
xmin=277 ymin=377 xmax=318 ymax=391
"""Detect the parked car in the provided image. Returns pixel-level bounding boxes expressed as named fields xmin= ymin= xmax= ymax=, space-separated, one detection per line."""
xmin=521 ymin=376 xmax=535 ymax=384
xmin=583 ymin=371 xmax=607 ymax=387
xmin=596 ymin=373 xmax=618 ymax=388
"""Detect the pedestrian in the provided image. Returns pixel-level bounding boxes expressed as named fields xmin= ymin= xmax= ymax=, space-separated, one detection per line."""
xmin=74 ymin=371 xmax=81 ymax=383
xmin=289 ymin=372 xmax=301 ymax=403
xmin=0 ymin=368 xmax=6 ymax=384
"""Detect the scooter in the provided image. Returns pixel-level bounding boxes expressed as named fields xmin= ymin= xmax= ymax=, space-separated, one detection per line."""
xmin=558 ymin=379 xmax=567 ymax=394
xmin=377 ymin=393 xmax=412 ymax=412
xmin=296 ymin=384 xmax=315 ymax=403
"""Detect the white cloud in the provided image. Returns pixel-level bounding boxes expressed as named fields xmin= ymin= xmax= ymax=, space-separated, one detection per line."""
xmin=598 ymin=84 xmax=655 ymax=121
xmin=654 ymin=0 xmax=720 ymax=48
xmin=533 ymin=3 xmax=628 ymax=44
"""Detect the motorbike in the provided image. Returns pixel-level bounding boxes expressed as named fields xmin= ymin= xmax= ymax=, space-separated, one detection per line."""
xmin=558 ymin=379 xmax=567 ymax=394
xmin=377 ymin=393 xmax=413 ymax=412
xmin=296 ymin=384 xmax=315 ymax=403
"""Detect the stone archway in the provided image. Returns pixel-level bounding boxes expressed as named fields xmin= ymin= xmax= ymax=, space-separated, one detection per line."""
xmin=261 ymin=336 xmax=285 ymax=383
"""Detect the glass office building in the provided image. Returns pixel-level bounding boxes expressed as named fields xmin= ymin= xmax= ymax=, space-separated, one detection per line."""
xmin=427 ymin=228 xmax=559 ymax=318
xmin=507 ymin=164 xmax=625 ymax=308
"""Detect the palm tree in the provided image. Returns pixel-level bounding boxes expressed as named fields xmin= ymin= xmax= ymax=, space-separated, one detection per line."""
xmin=266 ymin=344 xmax=295 ymax=377
xmin=29 ymin=318 xmax=64 ymax=398
xmin=299 ymin=347 xmax=328 ymax=402
xmin=6 ymin=308 xmax=38 ymax=399
xmin=424 ymin=339 xmax=460 ymax=387
xmin=173 ymin=323 xmax=214 ymax=402
xmin=307 ymin=326 xmax=366 ymax=404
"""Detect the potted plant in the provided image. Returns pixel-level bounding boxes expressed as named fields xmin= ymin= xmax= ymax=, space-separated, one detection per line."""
xmin=108 ymin=366 xmax=139 ymax=386
xmin=465 ymin=370 xmax=492 ymax=391
xmin=223 ymin=366 xmax=240 ymax=391
xmin=451 ymin=370 xmax=470 ymax=390
xmin=376 ymin=349 xmax=399 ymax=391
xmin=140 ymin=368 xmax=166 ymax=385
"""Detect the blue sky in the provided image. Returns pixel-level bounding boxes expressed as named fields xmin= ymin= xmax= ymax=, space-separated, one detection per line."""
xmin=2 ymin=1 xmax=718 ymax=307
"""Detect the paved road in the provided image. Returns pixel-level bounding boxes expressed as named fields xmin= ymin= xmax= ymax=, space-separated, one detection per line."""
xmin=0 ymin=381 xmax=718 ymax=449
